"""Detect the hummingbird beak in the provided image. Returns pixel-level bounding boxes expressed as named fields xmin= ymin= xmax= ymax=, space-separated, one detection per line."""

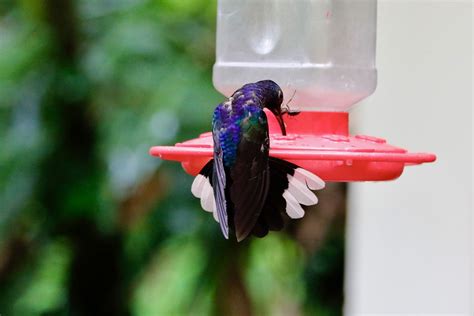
xmin=273 ymin=110 xmax=287 ymax=136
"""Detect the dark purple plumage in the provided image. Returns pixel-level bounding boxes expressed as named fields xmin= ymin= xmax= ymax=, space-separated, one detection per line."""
xmin=192 ymin=80 xmax=325 ymax=241
xmin=212 ymin=80 xmax=285 ymax=167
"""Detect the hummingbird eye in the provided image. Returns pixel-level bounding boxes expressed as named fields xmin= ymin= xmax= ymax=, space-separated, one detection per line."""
xmin=277 ymin=90 xmax=283 ymax=103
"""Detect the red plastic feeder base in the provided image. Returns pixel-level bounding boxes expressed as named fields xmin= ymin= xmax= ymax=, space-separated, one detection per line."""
xmin=150 ymin=111 xmax=436 ymax=182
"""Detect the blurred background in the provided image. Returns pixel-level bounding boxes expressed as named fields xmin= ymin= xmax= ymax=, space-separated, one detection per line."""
xmin=1 ymin=1 xmax=472 ymax=316
xmin=345 ymin=2 xmax=472 ymax=314
xmin=0 ymin=1 xmax=347 ymax=315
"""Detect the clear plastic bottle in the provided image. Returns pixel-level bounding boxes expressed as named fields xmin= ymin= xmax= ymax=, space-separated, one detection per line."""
xmin=213 ymin=0 xmax=377 ymax=111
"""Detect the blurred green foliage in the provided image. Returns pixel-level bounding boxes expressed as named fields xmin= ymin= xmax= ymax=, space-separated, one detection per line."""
xmin=0 ymin=1 xmax=345 ymax=315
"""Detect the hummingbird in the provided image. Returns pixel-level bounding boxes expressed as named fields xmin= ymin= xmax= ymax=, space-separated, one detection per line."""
xmin=192 ymin=80 xmax=325 ymax=241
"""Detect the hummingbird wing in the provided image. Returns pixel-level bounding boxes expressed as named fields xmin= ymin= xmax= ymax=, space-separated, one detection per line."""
xmin=229 ymin=108 xmax=270 ymax=242
xmin=210 ymin=105 xmax=230 ymax=239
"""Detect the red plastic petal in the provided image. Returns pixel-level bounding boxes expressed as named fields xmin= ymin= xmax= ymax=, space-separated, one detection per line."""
xmin=150 ymin=111 xmax=436 ymax=181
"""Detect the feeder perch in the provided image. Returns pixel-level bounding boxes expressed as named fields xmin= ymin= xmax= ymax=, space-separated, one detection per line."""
xmin=149 ymin=0 xmax=436 ymax=181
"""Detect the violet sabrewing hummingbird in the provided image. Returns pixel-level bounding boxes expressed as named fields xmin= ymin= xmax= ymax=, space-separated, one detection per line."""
xmin=191 ymin=80 xmax=325 ymax=241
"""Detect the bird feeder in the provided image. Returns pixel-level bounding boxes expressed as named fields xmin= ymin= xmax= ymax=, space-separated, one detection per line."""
xmin=150 ymin=0 xmax=435 ymax=181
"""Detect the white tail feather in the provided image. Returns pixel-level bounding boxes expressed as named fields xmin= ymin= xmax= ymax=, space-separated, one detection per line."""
xmin=200 ymin=182 xmax=214 ymax=212
xmin=294 ymin=168 xmax=325 ymax=190
xmin=287 ymin=174 xmax=318 ymax=205
xmin=212 ymin=209 xmax=219 ymax=222
xmin=193 ymin=175 xmax=220 ymax=222
xmin=191 ymin=174 xmax=207 ymax=198
xmin=283 ymin=191 xmax=305 ymax=219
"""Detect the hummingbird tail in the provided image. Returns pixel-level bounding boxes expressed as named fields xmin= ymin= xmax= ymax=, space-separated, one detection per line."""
xmin=191 ymin=160 xmax=220 ymax=223
xmin=191 ymin=158 xmax=325 ymax=240
xmin=251 ymin=157 xmax=325 ymax=238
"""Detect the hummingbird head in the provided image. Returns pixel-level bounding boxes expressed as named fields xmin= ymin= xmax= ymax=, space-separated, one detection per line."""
xmin=255 ymin=80 xmax=286 ymax=135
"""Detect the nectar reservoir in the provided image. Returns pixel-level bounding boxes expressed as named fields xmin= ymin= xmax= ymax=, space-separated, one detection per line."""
xmin=213 ymin=0 xmax=377 ymax=111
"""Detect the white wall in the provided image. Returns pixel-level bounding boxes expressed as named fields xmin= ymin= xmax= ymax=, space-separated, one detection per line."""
xmin=345 ymin=1 xmax=472 ymax=315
